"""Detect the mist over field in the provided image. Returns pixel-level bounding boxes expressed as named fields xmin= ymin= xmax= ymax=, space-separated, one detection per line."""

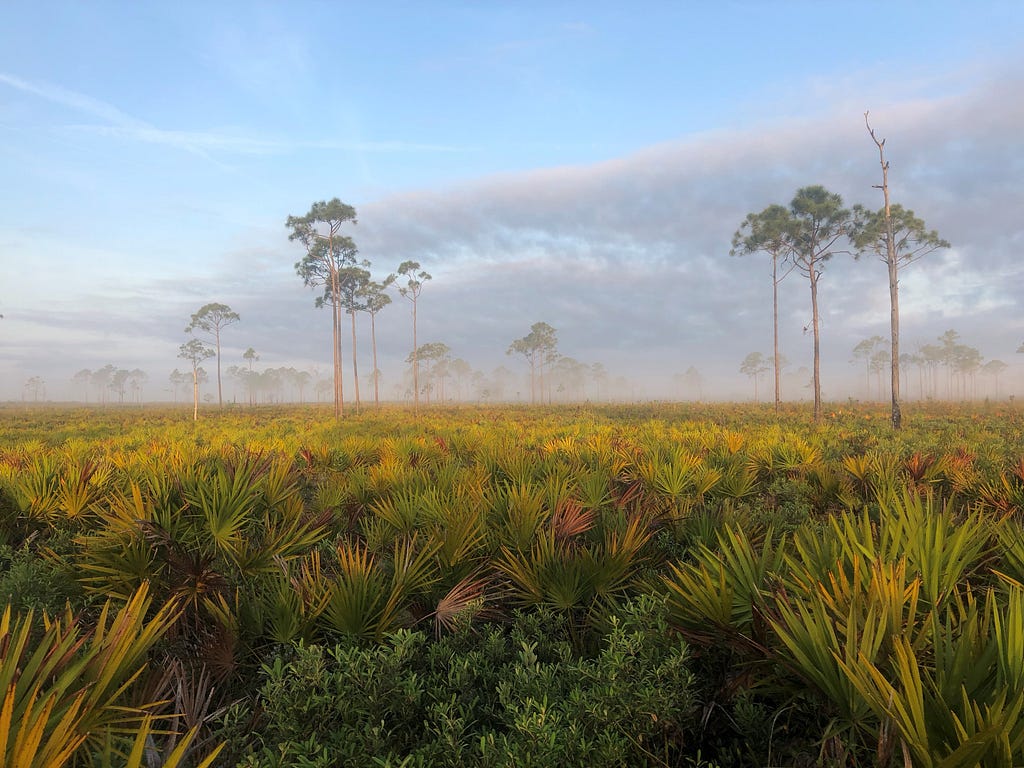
xmin=1 ymin=5 xmax=1021 ymax=404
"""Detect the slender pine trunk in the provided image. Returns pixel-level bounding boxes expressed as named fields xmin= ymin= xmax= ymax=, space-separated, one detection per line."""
xmin=331 ymin=270 xmax=344 ymax=418
xmin=215 ymin=331 xmax=222 ymax=408
xmin=810 ymin=264 xmax=822 ymax=421
xmin=412 ymin=299 xmax=419 ymax=412
xmin=192 ymin=366 xmax=199 ymax=421
xmin=772 ymin=253 xmax=781 ymax=414
xmin=350 ymin=309 xmax=360 ymax=410
xmin=371 ymin=311 xmax=380 ymax=408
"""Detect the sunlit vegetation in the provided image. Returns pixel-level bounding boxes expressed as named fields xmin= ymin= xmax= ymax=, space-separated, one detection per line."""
xmin=2 ymin=402 xmax=1024 ymax=765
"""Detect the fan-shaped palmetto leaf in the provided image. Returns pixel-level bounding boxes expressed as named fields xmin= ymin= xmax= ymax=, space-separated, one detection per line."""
xmin=775 ymin=505 xmax=1017 ymax=766
xmin=260 ymin=455 xmax=302 ymax=509
xmin=0 ymin=584 xmax=182 ymax=767
xmin=432 ymin=573 xmax=489 ymax=636
xmin=769 ymin=581 xmax=886 ymax=745
xmin=424 ymin=494 xmax=490 ymax=573
xmin=73 ymin=483 xmax=164 ymax=601
xmin=637 ymin=451 xmax=711 ymax=517
xmin=231 ymin=483 xmax=331 ymax=580
xmin=993 ymin=521 xmax=1024 ymax=587
xmin=663 ymin=525 xmax=785 ymax=645
xmin=770 ymin=555 xmax=934 ymax=743
xmin=494 ymin=444 xmax=543 ymax=486
xmin=720 ymin=430 xmax=747 ymax=456
xmin=873 ymin=491 xmax=994 ymax=608
xmin=321 ymin=542 xmax=383 ymax=638
xmin=0 ymin=612 xmax=88 ymax=768
xmin=575 ymin=469 xmax=613 ymax=511
xmin=496 ymin=533 xmax=593 ymax=613
xmin=369 ymin=487 xmax=423 ymax=539
xmin=977 ymin=470 xmax=1024 ymax=516
xmin=867 ymin=452 xmax=902 ymax=500
xmin=805 ymin=466 xmax=859 ymax=511
xmin=839 ymin=633 xmax=1024 ymax=768
xmin=841 ymin=454 xmax=875 ymax=500
xmin=690 ymin=464 xmax=724 ymax=503
xmin=771 ymin=437 xmax=822 ymax=477
xmin=641 ymin=454 xmax=693 ymax=499
xmin=492 ymin=481 xmax=550 ymax=552
xmin=321 ymin=536 xmax=440 ymax=641
xmin=713 ymin=465 xmax=760 ymax=501
xmin=590 ymin=514 xmax=651 ymax=602
xmin=497 ymin=511 xmax=651 ymax=644
xmin=181 ymin=457 xmax=264 ymax=559
xmin=744 ymin=439 xmax=780 ymax=483
xmin=904 ymin=452 xmax=950 ymax=493
xmin=367 ymin=455 xmax=413 ymax=496
xmin=992 ymin=584 xmax=1024 ymax=695
xmin=254 ymin=553 xmax=330 ymax=645
xmin=549 ymin=497 xmax=596 ymax=544
xmin=56 ymin=456 xmax=112 ymax=521
xmin=7 ymin=454 xmax=62 ymax=521
xmin=582 ymin=431 xmax=635 ymax=479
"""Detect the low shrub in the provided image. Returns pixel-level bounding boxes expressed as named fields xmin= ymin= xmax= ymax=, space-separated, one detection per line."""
xmin=227 ymin=596 xmax=696 ymax=768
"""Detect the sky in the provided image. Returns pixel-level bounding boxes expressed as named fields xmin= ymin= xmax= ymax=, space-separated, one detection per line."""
xmin=1 ymin=1 xmax=1023 ymax=403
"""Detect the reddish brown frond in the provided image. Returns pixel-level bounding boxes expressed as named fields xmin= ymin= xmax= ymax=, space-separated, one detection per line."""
xmin=549 ymin=498 xmax=595 ymax=543
xmin=433 ymin=575 xmax=490 ymax=636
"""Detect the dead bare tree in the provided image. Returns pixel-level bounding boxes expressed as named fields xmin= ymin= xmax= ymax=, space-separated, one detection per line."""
xmin=856 ymin=112 xmax=949 ymax=429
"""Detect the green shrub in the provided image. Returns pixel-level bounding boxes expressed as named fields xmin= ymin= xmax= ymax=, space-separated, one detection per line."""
xmin=0 ymin=532 xmax=84 ymax=615
xmin=229 ymin=596 xmax=696 ymax=768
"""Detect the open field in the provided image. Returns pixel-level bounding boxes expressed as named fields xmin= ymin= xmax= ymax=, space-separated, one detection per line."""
xmin=3 ymin=402 xmax=1024 ymax=766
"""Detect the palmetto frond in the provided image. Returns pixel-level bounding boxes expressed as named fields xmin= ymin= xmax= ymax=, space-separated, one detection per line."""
xmin=7 ymin=455 xmax=62 ymax=521
xmin=322 ymin=536 xmax=440 ymax=641
xmin=181 ymin=459 xmax=262 ymax=559
xmin=0 ymin=584 xmax=183 ymax=766
xmin=432 ymin=573 xmax=489 ymax=636
xmin=664 ymin=524 xmax=785 ymax=646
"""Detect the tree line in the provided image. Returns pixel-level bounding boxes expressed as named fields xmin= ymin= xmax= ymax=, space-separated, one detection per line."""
xmin=739 ymin=328 xmax=1013 ymax=404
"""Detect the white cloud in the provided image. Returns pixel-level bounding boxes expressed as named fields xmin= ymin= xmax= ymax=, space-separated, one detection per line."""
xmin=4 ymin=61 xmax=1024 ymax=401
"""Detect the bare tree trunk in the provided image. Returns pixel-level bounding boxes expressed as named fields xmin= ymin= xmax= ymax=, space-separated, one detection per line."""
xmin=330 ymin=268 xmax=344 ymax=418
xmin=539 ymin=357 xmax=544 ymax=405
xmin=214 ymin=328 xmax=223 ymax=408
xmin=866 ymin=112 xmax=901 ymax=429
xmin=336 ymin=294 xmax=344 ymax=415
xmin=810 ymin=264 xmax=822 ymax=421
xmin=412 ymin=298 xmax=419 ymax=412
xmin=350 ymin=310 xmax=360 ymax=410
xmin=192 ymin=367 xmax=199 ymax=421
xmin=888 ymin=254 xmax=901 ymax=422
xmin=529 ymin=356 xmax=537 ymax=404
xmin=772 ymin=253 xmax=781 ymax=414
xmin=371 ymin=312 xmax=380 ymax=408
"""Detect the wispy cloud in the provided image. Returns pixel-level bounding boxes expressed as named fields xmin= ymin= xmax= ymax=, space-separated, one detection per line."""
xmin=0 ymin=72 xmax=143 ymax=127
xmin=68 ymin=125 xmax=471 ymax=155
xmin=0 ymin=72 xmax=472 ymax=159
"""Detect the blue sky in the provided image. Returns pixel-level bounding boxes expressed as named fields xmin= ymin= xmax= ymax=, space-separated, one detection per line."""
xmin=1 ymin=2 xmax=1022 ymax=402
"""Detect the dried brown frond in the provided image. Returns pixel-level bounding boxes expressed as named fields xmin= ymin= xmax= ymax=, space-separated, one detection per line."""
xmin=433 ymin=574 xmax=492 ymax=637
xmin=549 ymin=498 xmax=595 ymax=543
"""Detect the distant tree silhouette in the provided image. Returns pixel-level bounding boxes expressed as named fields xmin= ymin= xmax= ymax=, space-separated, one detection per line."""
xmin=395 ymin=261 xmax=432 ymax=411
xmin=186 ymin=302 xmax=240 ymax=408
